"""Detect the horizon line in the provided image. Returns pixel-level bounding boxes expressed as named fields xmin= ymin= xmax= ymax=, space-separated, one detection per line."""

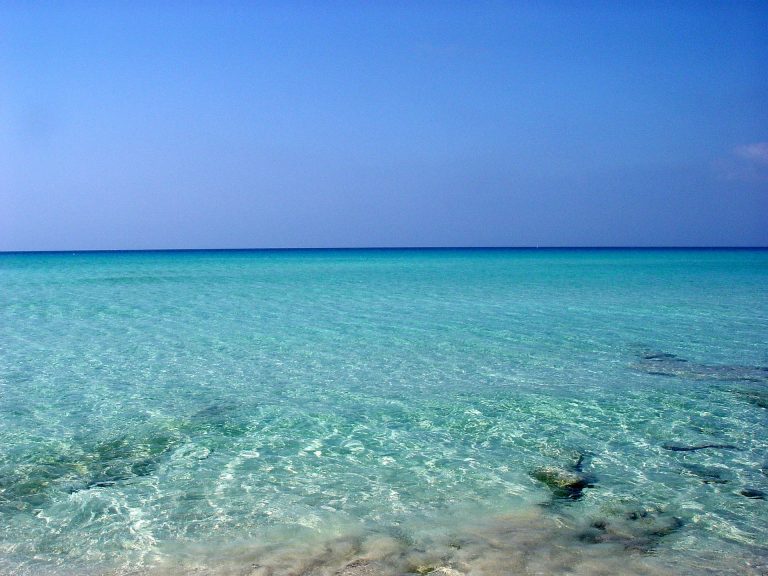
xmin=1 ymin=246 xmax=767 ymax=256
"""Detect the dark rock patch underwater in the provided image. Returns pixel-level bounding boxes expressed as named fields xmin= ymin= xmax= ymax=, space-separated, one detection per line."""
xmin=740 ymin=488 xmax=766 ymax=500
xmin=0 ymin=403 xmax=241 ymax=512
xmin=680 ymin=463 xmax=732 ymax=484
xmin=630 ymin=350 xmax=768 ymax=383
xmin=661 ymin=442 xmax=739 ymax=452
xmin=733 ymin=388 xmax=768 ymax=409
xmin=579 ymin=508 xmax=685 ymax=553
xmin=530 ymin=453 xmax=595 ymax=501
xmin=0 ymin=431 xmax=182 ymax=511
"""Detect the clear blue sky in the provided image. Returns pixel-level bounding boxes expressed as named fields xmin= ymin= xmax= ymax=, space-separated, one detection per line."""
xmin=1 ymin=2 xmax=767 ymax=250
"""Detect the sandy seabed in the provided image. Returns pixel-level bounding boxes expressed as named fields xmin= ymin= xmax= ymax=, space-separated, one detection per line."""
xmin=142 ymin=506 xmax=768 ymax=576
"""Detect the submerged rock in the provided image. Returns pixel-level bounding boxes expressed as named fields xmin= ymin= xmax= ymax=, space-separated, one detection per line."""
xmin=681 ymin=463 xmax=731 ymax=484
xmin=640 ymin=352 xmax=679 ymax=361
xmin=645 ymin=515 xmax=684 ymax=538
xmin=186 ymin=402 xmax=250 ymax=438
xmin=740 ymin=488 xmax=766 ymax=500
xmin=734 ymin=389 xmax=768 ymax=409
xmin=579 ymin=509 xmax=684 ymax=552
xmin=531 ymin=466 xmax=591 ymax=500
xmin=662 ymin=442 xmax=738 ymax=452
xmin=630 ymin=350 xmax=768 ymax=382
xmin=0 ymin=431 xmax=182 ymax=510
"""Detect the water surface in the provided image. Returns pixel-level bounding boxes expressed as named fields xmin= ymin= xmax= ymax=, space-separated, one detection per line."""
xmin=1 ymin=249 xmax=766 ymax=575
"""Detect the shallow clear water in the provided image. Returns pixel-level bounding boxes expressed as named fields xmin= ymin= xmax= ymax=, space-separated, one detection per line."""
xmin=0 ymin=249 xmax=766 ymax=575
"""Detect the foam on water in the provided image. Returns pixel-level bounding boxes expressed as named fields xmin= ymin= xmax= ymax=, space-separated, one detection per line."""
xmin=0 ymin=249 xmax=766 ymax=575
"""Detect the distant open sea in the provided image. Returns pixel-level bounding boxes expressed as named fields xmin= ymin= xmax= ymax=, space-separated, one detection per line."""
xmin=1 ymin=248 xmax=766 ymax=575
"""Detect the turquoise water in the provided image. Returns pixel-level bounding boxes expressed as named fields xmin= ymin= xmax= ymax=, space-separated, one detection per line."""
xmin=0 ymin=249 xmax=766 ymax=575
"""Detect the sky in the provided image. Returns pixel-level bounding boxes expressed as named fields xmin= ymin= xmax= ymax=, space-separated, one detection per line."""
xmin=1 ymin=1 xmax=767 ymax=250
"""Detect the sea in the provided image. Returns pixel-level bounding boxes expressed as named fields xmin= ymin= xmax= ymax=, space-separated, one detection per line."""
xmin=0 ymin=248 xmax=766 ymax=575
